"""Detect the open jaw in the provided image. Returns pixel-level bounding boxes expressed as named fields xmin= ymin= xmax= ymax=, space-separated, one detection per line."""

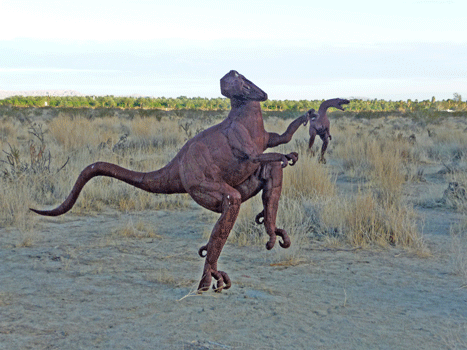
xmin=337 ymin=99 xmax=350 ymax=111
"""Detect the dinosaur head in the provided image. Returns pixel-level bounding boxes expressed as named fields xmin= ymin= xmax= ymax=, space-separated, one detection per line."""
xmin=319 ymin=98 xmax=350 ymax=115
xmin=220 ymin=70 xmax=268 ymax=101
xmin=330 ymin=98 xmax=350 ymax=111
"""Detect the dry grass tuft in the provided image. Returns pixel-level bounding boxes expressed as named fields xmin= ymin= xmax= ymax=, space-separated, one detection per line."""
xmin=450 ymin=217 xmax=467 ymax=283
xmin=321 ymin=191 xmax=422 ymax=249
xmin=112 ymin=219 xmax=161 ymax=239
xmin=145 ymin=269 xmax=196 ymax=288
xmin=48 ymin=115 xmax=115 ymax=151
xmin=282 ymin=153 xmax=337 ymax=198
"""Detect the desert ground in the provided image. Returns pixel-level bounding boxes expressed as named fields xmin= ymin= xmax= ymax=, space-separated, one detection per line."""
xmin=0 ymin=108 xmax=466 ymax=349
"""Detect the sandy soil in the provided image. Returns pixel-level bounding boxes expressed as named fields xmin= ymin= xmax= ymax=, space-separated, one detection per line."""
xmin=1 ymin=170 xmax=466 ymax=349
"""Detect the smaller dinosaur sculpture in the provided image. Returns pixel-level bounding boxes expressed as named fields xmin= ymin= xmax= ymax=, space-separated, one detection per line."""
xmin=308 ymin=98 xmax=350 ymax=164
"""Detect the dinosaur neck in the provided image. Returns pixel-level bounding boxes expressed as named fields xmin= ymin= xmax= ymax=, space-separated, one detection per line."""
xmin=225 ymin=98 xmax=266 ymax=143
xmin=230 ymin=98 xmax=261 ymax=111
xmin=318 ymin=103 xmax=331 ymax=119
xmin=228 ymin=99 xmax=263 ymax=123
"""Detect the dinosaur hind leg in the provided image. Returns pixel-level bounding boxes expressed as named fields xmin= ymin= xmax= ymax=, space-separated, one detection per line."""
xmin=180 ymin=141 xmax=241 ymax=292
xmin=260 ymin=162 xmax=291 ymax=250
xmin=319 ymin=134 xmax=329 ymax=164
xmin=192 ymin=185 xmax=241 ymax=292
xmin=308 ymin=129 xmax=317 ymax=157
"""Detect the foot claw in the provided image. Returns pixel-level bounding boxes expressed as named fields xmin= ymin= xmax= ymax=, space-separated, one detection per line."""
xmin=197 ymin=269 xmax=213 ymax=292
xmin=276 ymin=229 xmax=291 ymax=249
xmin=266 ymin=236 xmax=276 ymax=250
xmin=198 ymin=269 xmax=231 ymax=292
xmin=220 ymin=271 xmax=231 ymax=290
xmin=255 ymin=210 xmax=264 ymax=225
xmin=211 ymin=270 xmax=231 ymax=292
xmin=279 ymin=238 xmax=291 ymax=248
xmin=198 ymin=245 xmax=208 ymax=258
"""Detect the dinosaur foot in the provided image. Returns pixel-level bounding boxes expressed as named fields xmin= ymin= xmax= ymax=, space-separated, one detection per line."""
xmin=197 ymin=270 xmax=231 ymax=293
xmin=265 ymin=228 xmax=291 ymax=250
xmin=318 ymin=156 xmax=327 ymax=164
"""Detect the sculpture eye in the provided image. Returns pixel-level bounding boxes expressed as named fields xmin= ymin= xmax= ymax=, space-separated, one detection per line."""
xmin=234 ymin=72 xmax=239 ymax=77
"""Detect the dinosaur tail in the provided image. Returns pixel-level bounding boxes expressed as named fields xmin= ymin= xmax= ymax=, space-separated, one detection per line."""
xmin=30 ymin=161 xmax=183 ymax=216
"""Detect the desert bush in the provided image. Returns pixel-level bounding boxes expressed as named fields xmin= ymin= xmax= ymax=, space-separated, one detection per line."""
xmin=442 ymin=175 xmax=467 ymax=213
xmin=0 ymin=121 xmax=67 ymax=228
xmin=420 ymin=120 xmax=467 ymax=163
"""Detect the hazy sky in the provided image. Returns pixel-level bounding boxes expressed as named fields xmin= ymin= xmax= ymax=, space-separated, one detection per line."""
xmin=1 ymin=0 xmax=466 ymax=100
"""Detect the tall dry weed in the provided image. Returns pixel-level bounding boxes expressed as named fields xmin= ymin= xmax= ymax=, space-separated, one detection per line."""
xmin=129 ymin=117 xmax=185 ymax=150
xmin=0 ymin=179 xmax=37 ymax=231
xmin=367 ymin=139 xmax=405 ymax=207
xmin=282 ymin=153 xmax=337 ymax=198
xmin=450 ymin=217 xmax=467 ymax=283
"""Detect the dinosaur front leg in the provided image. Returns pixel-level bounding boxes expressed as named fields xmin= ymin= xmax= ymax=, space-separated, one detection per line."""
xmin=266 ymin=109 xmax=315 ymax=147
xmin=251 ymin=152 xmax=298 ymax=168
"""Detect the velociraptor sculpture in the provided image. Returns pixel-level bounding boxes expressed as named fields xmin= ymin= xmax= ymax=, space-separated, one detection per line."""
xmin=308 ymin=98 xmax=349 ymax=164
xmin=30 ymin=70 xmax=316 ymax=292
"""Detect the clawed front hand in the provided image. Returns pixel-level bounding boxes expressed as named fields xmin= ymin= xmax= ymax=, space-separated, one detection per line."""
xmin=282 ymin=152 xmax=298 ymax=167
xmin=305 ymin=109 xmax=318 ymax=124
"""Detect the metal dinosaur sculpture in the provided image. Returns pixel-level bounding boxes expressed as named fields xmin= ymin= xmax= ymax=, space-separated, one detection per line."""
xmin=308 ymin=98 xmax=350 ymax=163
xmin=30 ymin=70 xmax=316 ymax=292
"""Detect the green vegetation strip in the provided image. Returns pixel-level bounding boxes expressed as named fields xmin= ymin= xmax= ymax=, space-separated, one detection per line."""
xmin=1 ymin=95 xmax=466 ymax=117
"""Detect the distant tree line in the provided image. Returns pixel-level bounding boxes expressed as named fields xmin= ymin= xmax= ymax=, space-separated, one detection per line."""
xmin=0 ymin=94 xmax=466 ymax=115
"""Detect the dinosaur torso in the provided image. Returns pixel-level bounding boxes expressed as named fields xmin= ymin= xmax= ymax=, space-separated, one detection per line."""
xmin=309 ymin=104 xmax=330 ymax=136
xmin=175 ymin=99 xmax=269 ymax=188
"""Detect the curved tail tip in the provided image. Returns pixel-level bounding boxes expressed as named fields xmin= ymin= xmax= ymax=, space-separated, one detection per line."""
xmin=29 ymin=207 xmax=59 ymax=216
xmin=29 ymin=207 xmax=45 ymax=215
